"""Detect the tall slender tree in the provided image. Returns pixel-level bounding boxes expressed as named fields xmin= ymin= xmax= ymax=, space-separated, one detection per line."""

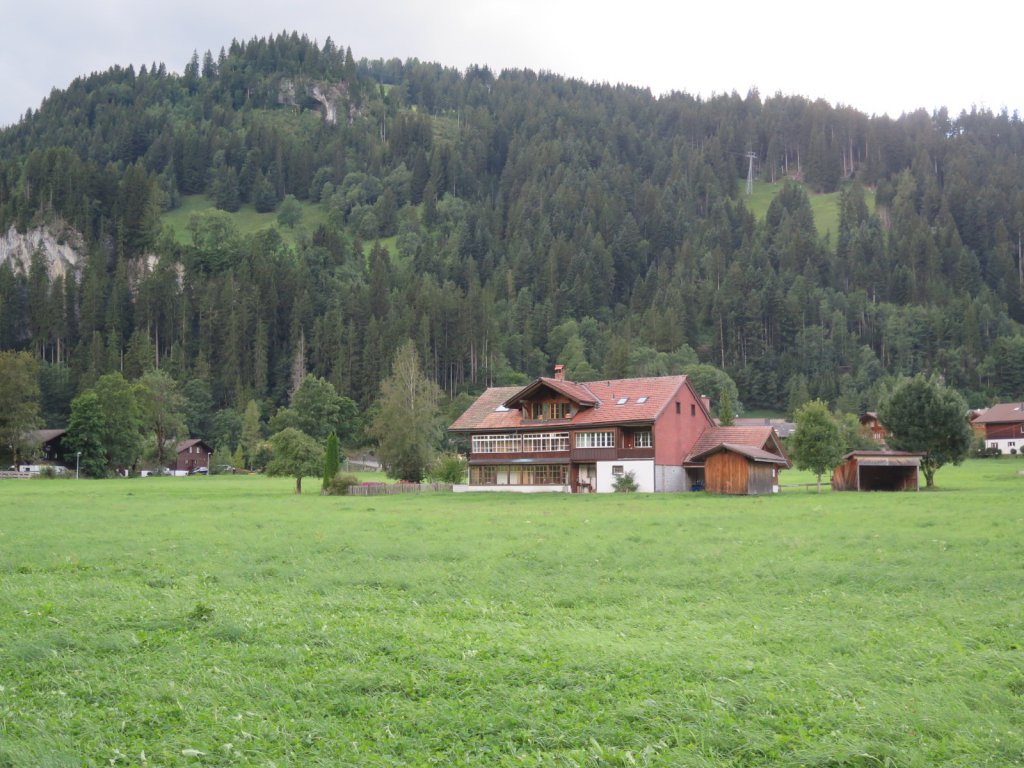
xmin=368 ymin=340 xmax=442 ymax=482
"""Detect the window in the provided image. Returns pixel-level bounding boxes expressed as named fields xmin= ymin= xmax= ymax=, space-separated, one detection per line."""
xmin=522 ymin=432 xmax=570 ymax=452
xmin=470 ymin=464 xmax=568 ymax=486
xmin=676 ymin=402 xmax=681 ymax=414
xmin=575 ymin=431 xmax=615 ymax=448
xmin=472 ymin=434 xmax=522 ymax=454
xmin=616 ymin=397 xmax=628 ymax=405
xmin=637 ymin=396 xmax=648 ymax=404
xmin=529 ymin=401 xmax=570 ymax=420
xmin=473 ymin=433 xmax=570 ymax=454
xmin=691 ymin=404 xmax=696 ymax=416
xmin=612 ymin=465 xmax=624 ymax=476
xmin=634 ymin=430 xmax=652 ymax=448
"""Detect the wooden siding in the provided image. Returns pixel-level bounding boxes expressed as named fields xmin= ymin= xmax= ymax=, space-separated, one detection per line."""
xmin=468 ymin=450 xmax=567 ymax=463
xmin=703 ymin=452 xmax=778 ymax=495
xmin=704 ymin=452 xmax=750 ymax=495
xmin=985 ymin=422 xmax=1024 ymax=440
xmin=571 ymin=447 xmax=618 ymax=462
xmin=831 ymin=457 xmax=919 ymax=491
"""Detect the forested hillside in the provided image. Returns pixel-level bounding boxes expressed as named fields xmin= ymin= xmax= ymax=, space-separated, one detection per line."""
xmin=1 ymin=31 xmax=1023 ymax=446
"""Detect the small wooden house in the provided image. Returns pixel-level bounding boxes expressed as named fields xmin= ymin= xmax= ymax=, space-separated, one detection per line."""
xmin=972 ymin=403 xmax=1024 ymax=454
xmin=831 ymin=451 xmax=922 ymax=492
xmin=858 ymin=412 xmax=889 ymax=445
xmin=689 ymin=442 xmax=791 ymax=495
xmin=175 ymin=439 xmax=213 ymax=473
xmin=31 ymin=429 xmax=68 ymax=465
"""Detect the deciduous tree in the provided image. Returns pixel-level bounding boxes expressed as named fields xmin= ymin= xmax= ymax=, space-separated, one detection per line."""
xmin=368 ymin=340 xmax=442 ymax=482
xmin=878 ymin=375 xmax=972 ymax=488
xmin=267 ymin=427 xmax=324 ymax=494
xmin=65 ymin=391 xmax=107 ymax=477
xmin=137 ymin=369 xmax=187 ymax=468
xmin=0 ymin=351 xmax=40 ymax=464
xmin=789 ymin=399 xmax=845 ymax=492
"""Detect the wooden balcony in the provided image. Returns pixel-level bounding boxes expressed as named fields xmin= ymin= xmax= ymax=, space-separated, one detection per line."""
xmin=570 ymin=447 xmax=618 ymax=462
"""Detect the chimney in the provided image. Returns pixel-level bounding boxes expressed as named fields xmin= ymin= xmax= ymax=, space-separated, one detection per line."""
xmin=553 ymin=364 xmax=565 ymax=381
xmin=701 ymin=395 xmax=711 ymax=413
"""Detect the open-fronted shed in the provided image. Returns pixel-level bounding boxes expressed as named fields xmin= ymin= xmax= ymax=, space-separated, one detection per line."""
xmin=831 ymin=451 xmax=923 ymax=492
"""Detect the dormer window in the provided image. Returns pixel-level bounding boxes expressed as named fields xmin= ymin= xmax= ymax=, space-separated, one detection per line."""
xmin=529 ymin=401 xmax=570 ymax=420
xmin=616 ymin=397 xmax=628 ymax=405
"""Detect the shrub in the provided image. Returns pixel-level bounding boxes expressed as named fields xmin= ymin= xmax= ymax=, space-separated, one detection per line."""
xmin=613 ymin=471 xmax=639 ymax=493
xmin=325 ymin=473 xmax=360 ymax=496
xmin=427 ymin=453 xmax=467 ymax=484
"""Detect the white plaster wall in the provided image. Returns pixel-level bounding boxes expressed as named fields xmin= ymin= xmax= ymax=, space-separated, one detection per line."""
xmin=987 ymin=438 xmax=1023 ymax=454
xmin=596 ymin=460 xmax=655 ymax=493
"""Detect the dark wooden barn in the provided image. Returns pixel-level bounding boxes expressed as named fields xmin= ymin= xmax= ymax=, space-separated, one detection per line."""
xmin=831 ymin=451 xmax=923 ymax=492
xmin=689 ymin=442 xmax=791 ymax=495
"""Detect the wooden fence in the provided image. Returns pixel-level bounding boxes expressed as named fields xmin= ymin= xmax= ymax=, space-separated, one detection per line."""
xmin=347 ymin=482 xmax=452 ymax=496
xmin=0 ymin=471 xmax=34 ymax=480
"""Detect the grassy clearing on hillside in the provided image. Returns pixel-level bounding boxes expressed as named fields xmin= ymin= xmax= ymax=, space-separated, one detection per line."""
xmin=742 ymin=180 xmax=877 ymax=241
xmin=161 ymin=196 xmax=399 ymax=262
xmin=1 ymin=461 xmax=1022 ymax=766
xmin=161 ymin=196 xmax=331 ymax=248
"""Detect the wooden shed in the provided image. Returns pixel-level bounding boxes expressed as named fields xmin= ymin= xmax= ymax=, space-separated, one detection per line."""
xmin=831 ymin=451 xmax=923 ymax=492
xmin=689 ymin=442 xmax=790 ymax=495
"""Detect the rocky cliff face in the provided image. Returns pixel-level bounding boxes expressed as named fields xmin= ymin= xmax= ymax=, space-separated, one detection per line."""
xmin=0 ymin=224 xmax=83 ymax=280
xmin=278 ymin=78 xmax=351 ymax=125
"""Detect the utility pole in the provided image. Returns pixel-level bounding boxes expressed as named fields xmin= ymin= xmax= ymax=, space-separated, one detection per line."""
xmin=745 ymin=152 xmax=757 ymax=195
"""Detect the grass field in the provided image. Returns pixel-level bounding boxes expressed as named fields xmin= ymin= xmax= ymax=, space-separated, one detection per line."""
xmin=742 ymin=181 xmax=877 ymax=242
xmin=161 ymin=196 xmax=400 ymax=262
xmin=161 ymin=196 xmax=332 ymax=249
xmin=1 ymin=461 xmax=1022 ymax=766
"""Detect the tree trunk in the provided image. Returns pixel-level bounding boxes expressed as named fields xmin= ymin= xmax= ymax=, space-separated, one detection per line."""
xmin=816 ymin=472 xmax=822 ymax=493
xmin=295 ymin=475 xmax=302 ymax=494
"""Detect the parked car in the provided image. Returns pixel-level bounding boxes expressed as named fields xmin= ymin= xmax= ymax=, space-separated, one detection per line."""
xmin=189 ymin=466 xmax=209 ymax=475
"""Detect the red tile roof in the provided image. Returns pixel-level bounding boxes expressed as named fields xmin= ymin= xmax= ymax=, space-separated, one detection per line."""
xmin=972 ymin=403 xmax=1024 ymax=424
xmin=686 ymin=425 xmax=781 ymax=462
xmin=449 ymin=375 xmax=691 ymax=432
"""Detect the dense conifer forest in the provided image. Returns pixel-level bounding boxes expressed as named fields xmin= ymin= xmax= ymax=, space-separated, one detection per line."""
xmin=1 ymin=31 xmax=1023 ymax=448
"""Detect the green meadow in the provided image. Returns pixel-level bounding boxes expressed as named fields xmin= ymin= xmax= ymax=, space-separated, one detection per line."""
xmin=1 ymin=461 xmax=1022 ymax=767
xmin=742 ymin=181 xmax=877 ymax=241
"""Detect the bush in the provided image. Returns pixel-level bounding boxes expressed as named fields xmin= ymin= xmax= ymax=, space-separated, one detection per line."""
xmin=324 ymin=473 xmax=360 ymax=496
xmin=975 ymin=445 xmax=1002 ymax=459
xmin=427 ymin=453 xmax=467 ymax=484
xmin=613 ymin=471 xmax=639 ymax=493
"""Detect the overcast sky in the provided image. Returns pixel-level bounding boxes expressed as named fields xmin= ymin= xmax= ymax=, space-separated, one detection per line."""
xmin=2 ymin=1 xmax=1021 ymax=129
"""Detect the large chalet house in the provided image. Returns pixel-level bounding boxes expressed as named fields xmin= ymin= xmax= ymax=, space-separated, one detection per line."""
xmin=973 ymin=403 xmax=1024 ymax=454
xmin=449 ymin=366 xmax=789 ymax=494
